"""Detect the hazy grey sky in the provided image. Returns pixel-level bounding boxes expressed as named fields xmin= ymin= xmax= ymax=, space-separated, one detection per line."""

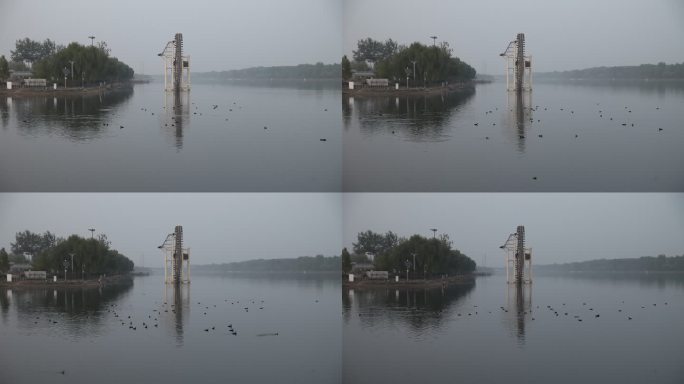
xmin=343 ymin=193 xmax=684 ymax=265
xmin=0 ymin=193 xmax=342 ymax=267
xmin=0 ymin=0 xmax=342 ymax=74
xmin=344 ymin=0 xmax=684 ymax=73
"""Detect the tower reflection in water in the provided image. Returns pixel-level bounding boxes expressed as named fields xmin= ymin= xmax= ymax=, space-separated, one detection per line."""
xmin=163 ymin=90 xmax=190 ymax=149
xmin=506 ymin=283 xmax=532 ymax=344
xmin=162 ymin=283 xmax=190 ymax=346
xmin=506 ymin=91 xmax=533 ymax=153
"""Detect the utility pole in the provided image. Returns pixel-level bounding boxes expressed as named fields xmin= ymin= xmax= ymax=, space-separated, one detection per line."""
xmin=88 ymin=36 xmax=96 ymax=46
xmin=89 ymin=228 xmax=95 ymax=239
xmin=430 ymin=36 xmax=437 ymax=46
xmin=430 ymin=228 xmax=438 ymax=239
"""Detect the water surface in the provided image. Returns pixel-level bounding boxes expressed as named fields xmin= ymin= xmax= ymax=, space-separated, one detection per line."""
xmin=0 ymin=80 xmax=341 ymax=191
xmin=343 ymin=272 xmax=684 ymax=383
xmin=343 ymin=80 xmax=684 ymax=191
xmin=0 ymin=272 xmax=341 ymax=384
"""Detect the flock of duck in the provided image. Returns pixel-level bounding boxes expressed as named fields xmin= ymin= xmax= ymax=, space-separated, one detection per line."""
xmin=473 ymin=103 xmax=666 ymax=141
xmin=112 ymin=101 xmax=331 ymax=143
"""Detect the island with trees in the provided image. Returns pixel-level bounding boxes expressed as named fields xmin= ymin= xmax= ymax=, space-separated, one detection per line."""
xmin=0 ymin=37 xmax=134 ymax=96
xmin=0 ymin=230 xmax=134 ymax=287
xmin=343 ymin=230 xmax=477 ymax=288
xmin=342 ymin=37 xmax=478 ymax=96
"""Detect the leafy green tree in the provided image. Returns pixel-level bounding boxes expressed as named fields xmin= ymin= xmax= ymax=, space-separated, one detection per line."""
xmin=8 ymin=253 xmax=29 ymax=264
xmin=0 ymin=56 xmax=9 ymax=81
xmin=32 ymin=42 xmax=134 ymax=84
xmin=0 ymin=248 xmax=9 ymax=273
xmin=342 ymin=248 xmax=352 ymax=273
xmin=10 ymin=230 xmax=57 ymax=258
xmin=353 ymin=230 xmax=399 ymax=256
xmin=8 ymin=61 xmax=29 ymax=71
xmin=351 ymin=60 xmax=370 ymax=72
xmin=375 ymin=41 xmax=476 ymax=85
xmin=353 ymin=38 xmax=399 ymax=65
xmin=10 ymin=38 xmax=58 ymax=67
xmin=32 ymin=234 xmax=133 ymax=275
xmin=370 ymin=233 xmax=476 ymax=276
xmin=341 ymin=55 xmax=352 ymax=80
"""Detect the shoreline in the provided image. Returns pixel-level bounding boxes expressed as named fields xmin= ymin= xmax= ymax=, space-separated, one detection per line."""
xmin=0 ymin=274 xmax=132 ymax=289
xmin=342 ymin=80 xmax=486 ymax=97
xmin=343 ymin=274 xmax=476 ymax=289
xmin=0 ymin=81 xmax=133 ymax=97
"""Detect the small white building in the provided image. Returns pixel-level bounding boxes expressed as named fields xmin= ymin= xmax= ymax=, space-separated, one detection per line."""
xmin=24 ymin=270 xmax=47 ymax=280
xmin=365 ymin=270 xmax=389 ymax=280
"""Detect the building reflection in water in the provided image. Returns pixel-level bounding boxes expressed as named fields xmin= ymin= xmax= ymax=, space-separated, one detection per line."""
xmin=506 ymin=91 xmax=533 ymax=153
xmin=342 ymin=87 xmax=476 ymax=139
xmin=343 ymin=282 xmax=475 ymax=330
xmin=0 ymin=281 xmax=133 ymax=333
xmin=163 ymin=90 xmax=190 ymax=149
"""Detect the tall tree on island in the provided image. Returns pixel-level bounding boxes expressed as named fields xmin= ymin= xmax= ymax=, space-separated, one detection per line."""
xmin=0 ymin=248 xmax=9 ymax=273
xmin=0 ymin=56 xmax=9 ymax=81
xmin=341 ymin=55 xmax=352 ymax=80
xmin=10 ymin=38 xmax=59 ymax=67
xmin=342 ymin=248 xmax=352 ymax=273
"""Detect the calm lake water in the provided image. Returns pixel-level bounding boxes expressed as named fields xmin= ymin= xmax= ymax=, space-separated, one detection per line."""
xmin=343 ymin=272 xmax=684 ymax=384
xmin=343 ymin=80 xmax=684 ymax=191
xmin=0 ymin=80 xmax=341 ymax=191
xmin=0 ymin=272 xmax=341 ymax=384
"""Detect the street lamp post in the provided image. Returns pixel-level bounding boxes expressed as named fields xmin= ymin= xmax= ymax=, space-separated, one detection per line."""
xmin=63 ymin=259 xmax=69 ymax=281
xmin=69 ymin=252 xmax=75 ymax=273
xmin=68 ymin=60 xmax=75 ymax=84
xmin=430 ymin=228 xmax=438 ymax=238
xmin=89 ymin=228 xmax=95 ymax=239
xmin=82 ymin=264 xmax=85 ymax=281
xmin=430 ymin=36 xmax=437 ymax=46
xmin=88 ymin=36 xmax=96 ymax=46
xmin=410 ymin=60 xmax=417 ymax=84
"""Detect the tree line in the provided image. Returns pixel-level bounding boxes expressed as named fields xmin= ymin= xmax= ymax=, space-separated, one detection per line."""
xmin=342 ymin=37 xmax=477 ymax=84
xmin=1 ymin=37 xmax=134 ymax=84
xmin=342 ymin=230 xmax=476 ymax=276
xmin=538 ymin=255 xmax=684 ymax=272
xmin=195 ymin=62 xmax=341 ymax=80
xmin=0 ymin=230 xmax=134 ymax=276
xmin=538 ymin=62 xmax=684 ymax=80
xmin=196 ymin=255 xmax=340 ymax=272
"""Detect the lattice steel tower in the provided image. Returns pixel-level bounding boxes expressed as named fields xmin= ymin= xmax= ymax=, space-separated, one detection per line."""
xmin=500 ymin=33 xmax=532 ymax=92
xmin=500 ymin=225 xmax=532 ymax=284
xmin=158 ymin=33 xmax=191 ymax=92
xmin=158 ymin=225 xmax=191 ymax=284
